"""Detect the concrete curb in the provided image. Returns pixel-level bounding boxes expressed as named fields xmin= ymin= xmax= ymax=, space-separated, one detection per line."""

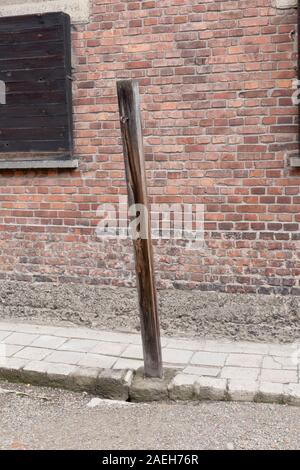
xmin=1 ymin=362 xmax=300 ymax=406
xmin=1 ymin=321 xmax=299 ymax=406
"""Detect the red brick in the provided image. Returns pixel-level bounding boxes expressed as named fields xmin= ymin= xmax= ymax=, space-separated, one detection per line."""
xmin=0 ymin=0 xmax=297 ymax=295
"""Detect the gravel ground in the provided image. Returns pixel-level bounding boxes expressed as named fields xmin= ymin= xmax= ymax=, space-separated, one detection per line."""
xmin=2 ymin=281 xmax=300 ymax=343
xmin=0 ymin=381 xmax=299 ymax=450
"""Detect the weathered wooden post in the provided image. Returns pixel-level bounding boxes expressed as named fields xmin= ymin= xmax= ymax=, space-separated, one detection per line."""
xmin=117 ymin=79 xmax=163 ymax=378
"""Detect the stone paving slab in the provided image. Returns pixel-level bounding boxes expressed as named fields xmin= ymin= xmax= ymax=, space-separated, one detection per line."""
xmin=0 ymin=321 xmax=300 ymax=405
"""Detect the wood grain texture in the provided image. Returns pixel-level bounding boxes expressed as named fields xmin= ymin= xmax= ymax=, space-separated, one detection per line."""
xmin=117 ymin=79 xmax=163 ymax=378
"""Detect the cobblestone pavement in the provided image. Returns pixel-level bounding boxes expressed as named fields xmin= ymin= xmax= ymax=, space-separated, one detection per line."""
xmin=0 ymin=321 xmax=300 ymax=405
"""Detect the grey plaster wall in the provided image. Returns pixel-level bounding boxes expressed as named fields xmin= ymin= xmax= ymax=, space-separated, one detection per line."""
xmin=0 ymin=0 xmax=90 ymax=23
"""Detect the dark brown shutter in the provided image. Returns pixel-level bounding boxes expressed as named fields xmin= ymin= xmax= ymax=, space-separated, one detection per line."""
xmin=289 ymin=6 xmax=300 ymax=168
xmin=0 ymin=12 xmax=73 ymax=161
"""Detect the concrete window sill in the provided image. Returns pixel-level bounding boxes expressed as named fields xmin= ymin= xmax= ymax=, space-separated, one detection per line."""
xmin=0 ymin=156 xmax=78 ymax=170
xmin=289 ymin=156 xmax=300 ymax=168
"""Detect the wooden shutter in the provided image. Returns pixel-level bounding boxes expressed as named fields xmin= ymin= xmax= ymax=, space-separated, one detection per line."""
xmin=0 ymin=12 xmax=74 ymax=167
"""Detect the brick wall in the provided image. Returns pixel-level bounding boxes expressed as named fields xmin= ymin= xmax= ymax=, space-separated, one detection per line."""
xmin=0 ymin=0 xmax=299 ymax=295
